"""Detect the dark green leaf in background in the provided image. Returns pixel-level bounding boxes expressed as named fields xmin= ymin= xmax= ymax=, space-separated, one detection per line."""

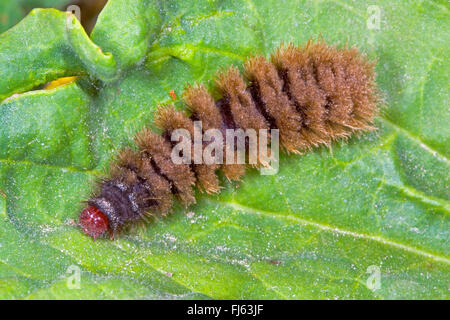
xmin=0 ymin=0 xmax=71 ymax=33
xmin=0 ymin=0 xmax=448 ymax=299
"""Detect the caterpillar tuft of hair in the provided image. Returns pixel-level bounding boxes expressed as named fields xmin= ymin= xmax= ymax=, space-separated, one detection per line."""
xmin=79 ymin=40 xmax=378 ymax=240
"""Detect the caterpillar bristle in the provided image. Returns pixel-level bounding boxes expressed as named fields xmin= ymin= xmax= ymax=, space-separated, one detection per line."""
xmin=245 ymin=55 xmax=304 ymax=153
xmin=216 ymin=67 xmax=271 ymax=133
xmin=79 ymin=40 xmax=379 ymax=239
xmin=184 ymin=84 xmax=223 ymax=130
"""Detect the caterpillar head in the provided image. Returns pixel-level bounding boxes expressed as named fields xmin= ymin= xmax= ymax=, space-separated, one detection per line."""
xmin=79 ymin=206 xmax=110 ymax=240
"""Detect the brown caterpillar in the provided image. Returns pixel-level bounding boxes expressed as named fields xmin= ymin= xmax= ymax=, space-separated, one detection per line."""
xmin=79 ymin=40 xmax=378 ymax=240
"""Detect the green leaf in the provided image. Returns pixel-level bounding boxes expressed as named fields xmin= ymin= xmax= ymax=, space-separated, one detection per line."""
xmin=0 ymin=8 xmax=116 ymax=101
xmin=90 ymin=0 xmax=162 ymax=70
xmin=0 ymin=1 xmax=23 ymax=34
xmin=0 ymin=0 xmax=71 ymax=34
xmin=0 ymin=0 xmax=449 ymax=299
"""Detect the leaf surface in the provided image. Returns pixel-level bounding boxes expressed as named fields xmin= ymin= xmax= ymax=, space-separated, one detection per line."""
xmin=0 ymin=0 xmax=448 ymax=299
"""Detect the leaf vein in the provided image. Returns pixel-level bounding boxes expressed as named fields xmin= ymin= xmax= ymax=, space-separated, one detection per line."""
xmin=215 ymin=200 xmax=450 ymax=265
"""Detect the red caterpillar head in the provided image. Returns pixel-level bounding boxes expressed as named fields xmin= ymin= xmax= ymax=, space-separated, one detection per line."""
xmin=79 ymin=206 xmax=110 ymax=240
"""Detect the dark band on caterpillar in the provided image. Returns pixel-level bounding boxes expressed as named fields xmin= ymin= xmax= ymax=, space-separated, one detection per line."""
xmin=79 ymin=40 xmax=378 ymax=240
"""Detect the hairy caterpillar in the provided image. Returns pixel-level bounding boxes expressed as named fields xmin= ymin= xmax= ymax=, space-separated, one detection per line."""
xmin=79 ymin=40 xmax=378 ymax=240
